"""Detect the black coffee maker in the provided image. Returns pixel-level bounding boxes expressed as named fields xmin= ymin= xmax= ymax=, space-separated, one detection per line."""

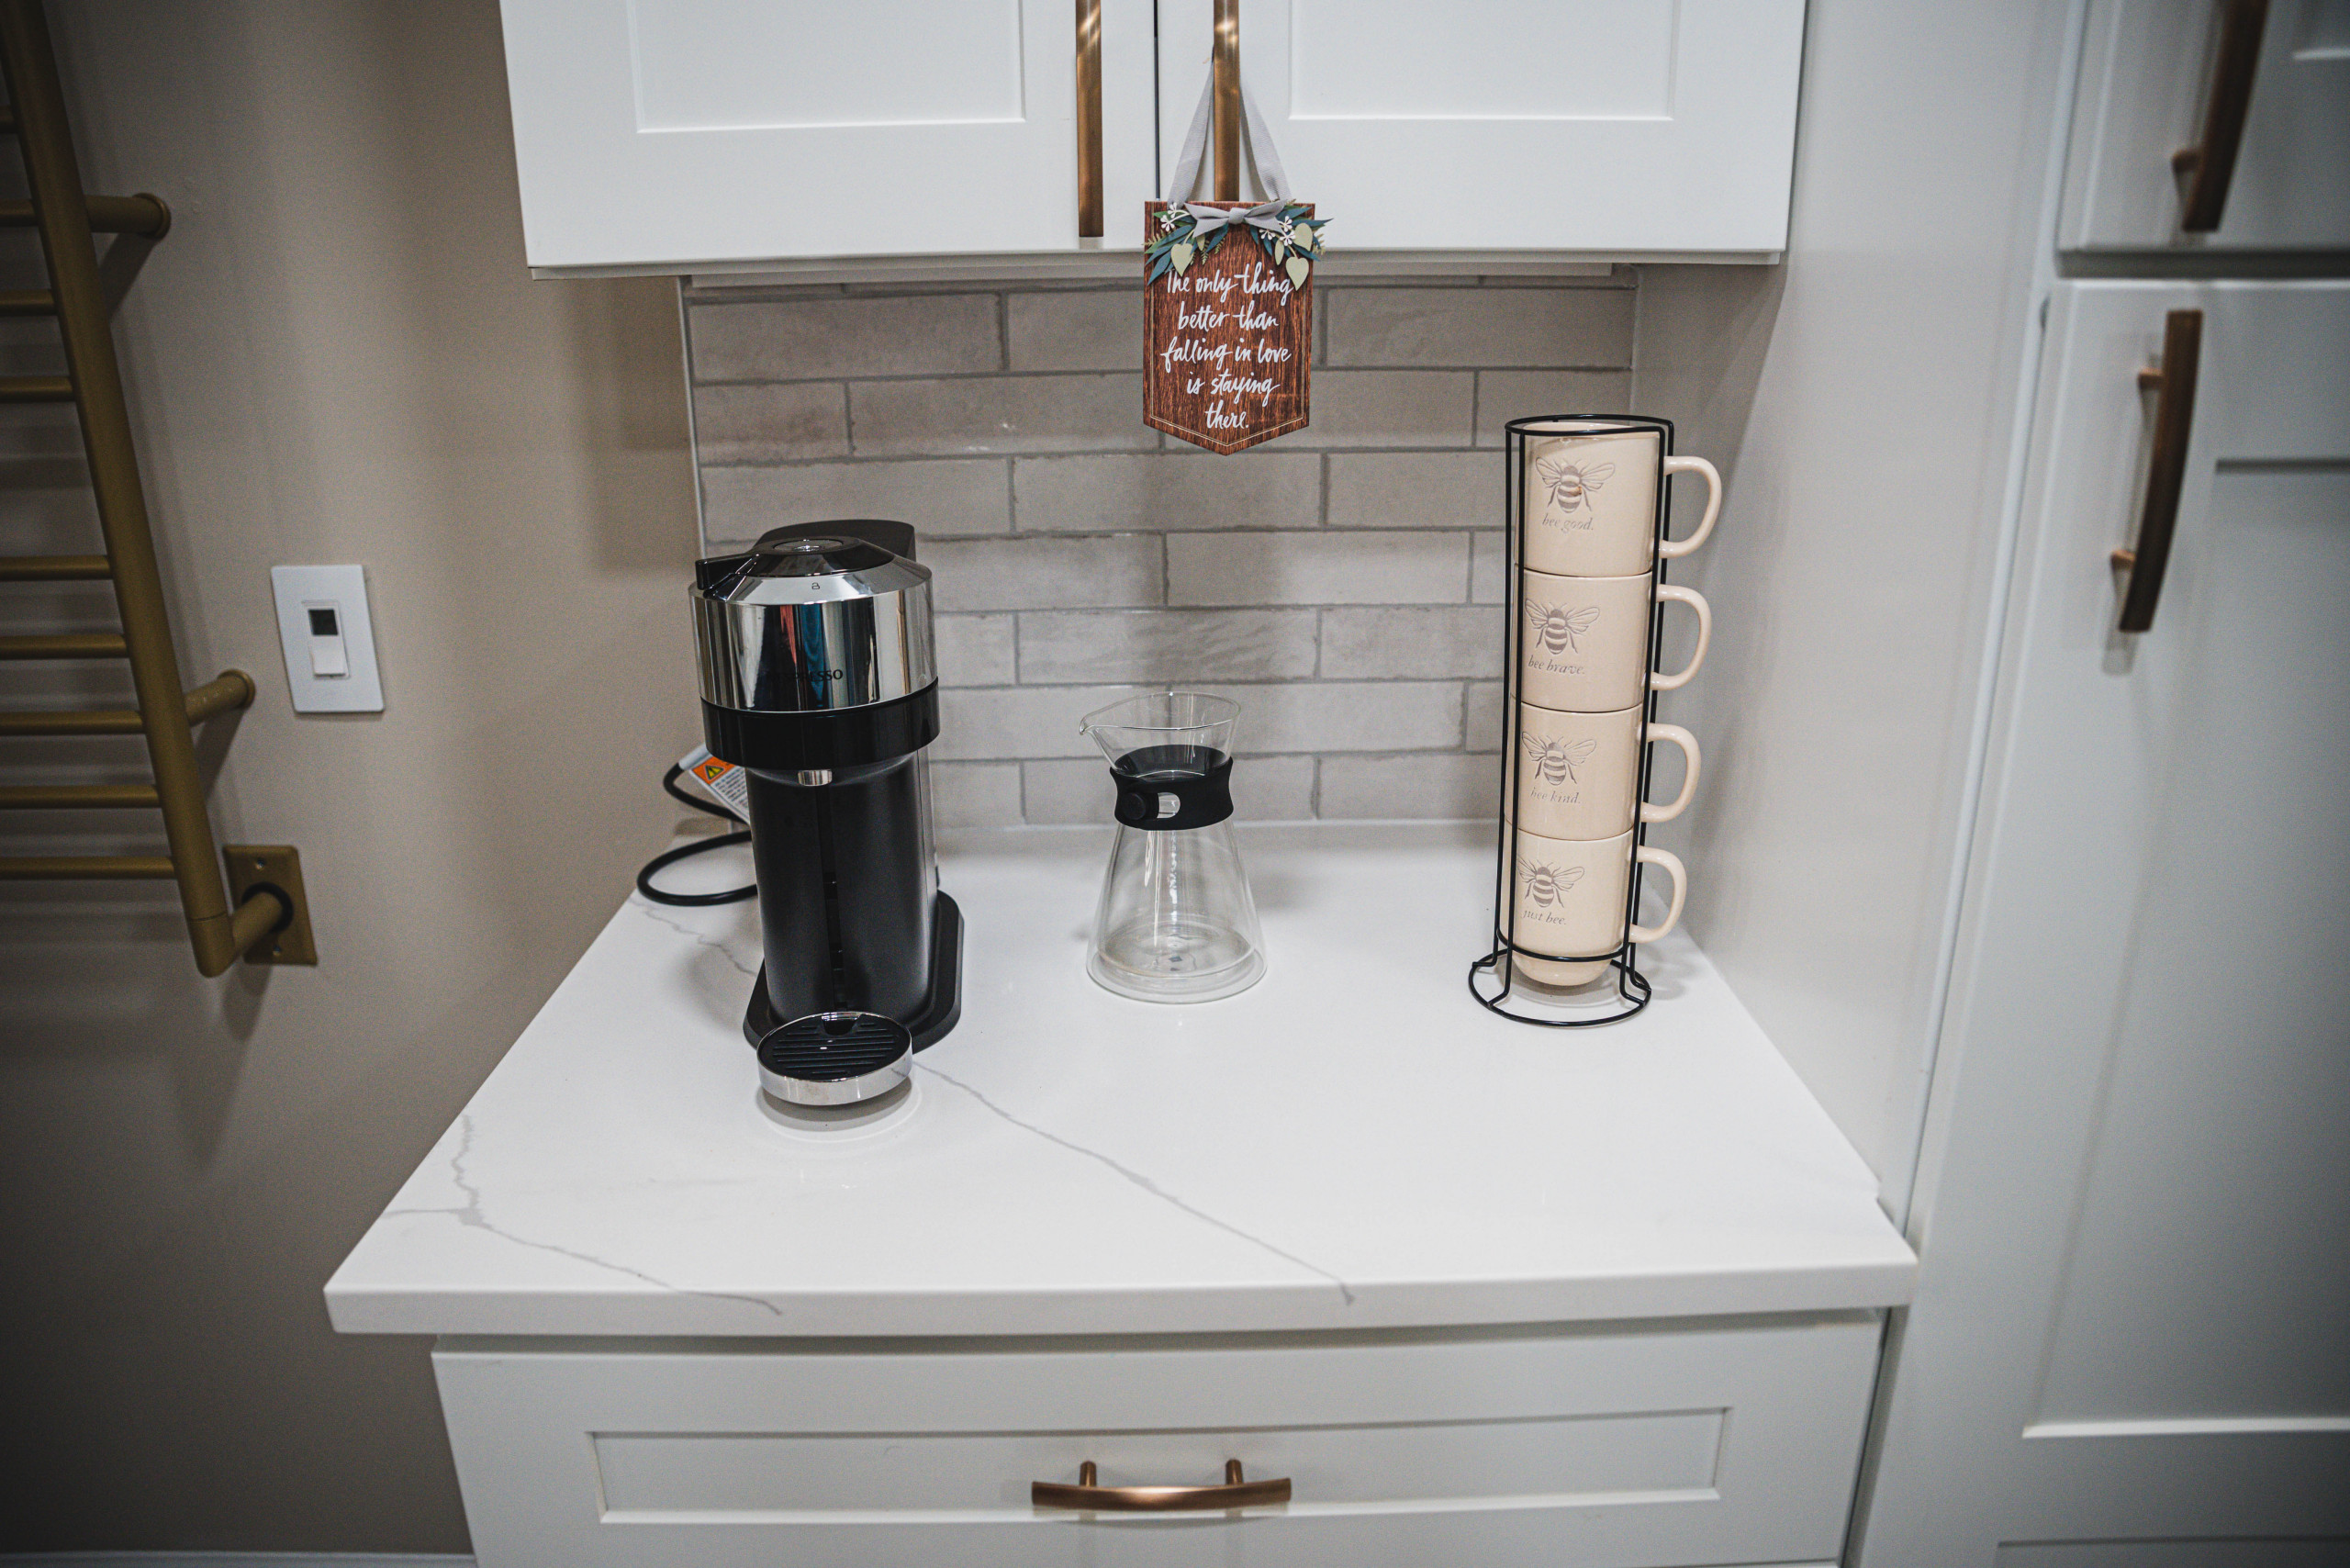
xmin=691 ymin=520 xmax=960 ymax=1104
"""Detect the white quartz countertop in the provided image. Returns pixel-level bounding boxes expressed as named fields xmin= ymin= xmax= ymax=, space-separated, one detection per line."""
xmin=326 ymin=823 xmax=1915 ymax=1338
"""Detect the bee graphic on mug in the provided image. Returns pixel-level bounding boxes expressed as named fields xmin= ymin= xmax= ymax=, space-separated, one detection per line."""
xmin=1534 ymin=456 xmax=1614 ymax=527
xmin=1518 ymin=859 xmax=1584 ymax=907
xmin=1523 ymin=732 xmax=1599 ymax=786
xmin=1525 ymin=599 xmax=1600 ymax=655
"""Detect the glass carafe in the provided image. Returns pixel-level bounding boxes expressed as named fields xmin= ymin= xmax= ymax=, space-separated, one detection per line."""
xmin=1079 ymin=690 xmax=1266 ymax=1002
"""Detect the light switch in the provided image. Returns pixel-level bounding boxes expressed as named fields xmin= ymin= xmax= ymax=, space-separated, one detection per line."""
xmin=272 ymin=565 xmax=383 ymax=712
xmin=305 ymin=604 xmax=350 ymax=677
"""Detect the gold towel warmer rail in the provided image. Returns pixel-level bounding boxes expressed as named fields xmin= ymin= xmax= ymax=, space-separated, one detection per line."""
xmin=0 ymin=0 xmax=310 ymax=973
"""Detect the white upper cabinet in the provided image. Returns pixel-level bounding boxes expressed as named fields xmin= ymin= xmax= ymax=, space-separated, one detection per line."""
xmin=2062 ymin=0 xmax=2350 ymax=252
xmin=497 ymin=0 xmax=1807 ymax=273
xmin=1156 ymin=0 xmax=1806 ymax=257
xmin=496 ymin=0 xmax=1158 ymax=273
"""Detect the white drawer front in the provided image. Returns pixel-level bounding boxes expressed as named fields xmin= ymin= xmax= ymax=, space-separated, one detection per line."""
xmin=436 ymin=1315 xmax=1879 ymax=1568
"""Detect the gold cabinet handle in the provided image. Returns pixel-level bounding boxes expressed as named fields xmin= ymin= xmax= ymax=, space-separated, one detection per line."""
xmin=1074 ymin=0 xmax=1102 ymax=236
xmin=2171 ymin=0 xmax=2268 ymax=233
xmin=1033 ymin=1458 xmax=1292 ymax=1512
xmin=2112 ymin=308 xmax=2203 ymax=633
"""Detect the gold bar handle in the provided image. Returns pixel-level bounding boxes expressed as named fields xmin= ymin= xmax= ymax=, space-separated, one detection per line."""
xmin=2171 ymin=0 xmax=2268 ymax=233
xmin=2114 ymin=308 xmax=2203 ymax=633
xmin=1033 ymin=1458 xmax=1292 ymax=1512
xmin=1074 ymin=0 xmax=1102 ymax=237
xmin=1213 ymin=0 xmax=1240 ymax=200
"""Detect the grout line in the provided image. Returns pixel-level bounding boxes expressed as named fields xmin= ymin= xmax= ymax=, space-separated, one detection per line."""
xmin=1002 ymin=456 xmax=1019 ymax=533
xmin=1316 ymin=453 xmax=1331 ymax=526
xmin=688 ymin=362 xmax=1630 ymax=389
xmin=840 ymin=379 xmax=856 ymax=454
xmin=996 ymin=290 xmax=1011 ymax=371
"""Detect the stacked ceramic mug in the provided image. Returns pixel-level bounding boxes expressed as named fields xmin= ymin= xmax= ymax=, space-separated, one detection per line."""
xmin=1504 ymin=419 xmax=1721 ymax=989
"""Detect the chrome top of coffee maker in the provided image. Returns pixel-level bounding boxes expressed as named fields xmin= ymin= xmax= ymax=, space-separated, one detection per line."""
xmin=692 ymin=532 xmax=935 ymax=714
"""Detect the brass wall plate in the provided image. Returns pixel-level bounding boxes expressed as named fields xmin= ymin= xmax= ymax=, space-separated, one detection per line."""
xmin=223 ymin=844 xmax=317 ymax=966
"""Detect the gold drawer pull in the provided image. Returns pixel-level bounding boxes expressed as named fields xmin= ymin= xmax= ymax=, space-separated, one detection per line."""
xmin=1033 ymin=1458 xmax=1292 ymax=1512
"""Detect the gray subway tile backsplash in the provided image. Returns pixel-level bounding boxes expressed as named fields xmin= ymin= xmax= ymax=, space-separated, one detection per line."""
xmin=1325 ymin=286 xmax=1636 ymax=369
xmin=692 ymin=294 xmax=1001 ymax=381
xmin=1167 ymin=531 xmax=1470 ymax=607
xmin=1474 ymin=370 xmax=1635 ymax=446
xmin=1017 ymin=609 xmax=1318 ymax=685
xmin=691 ymin=382 xmax=848 ymax=465
xmin=936 ymin=684 xmax=1133 ymax=761
xmin=685 ymin=276 xmax=1644 ymax=825
xmin=1237 ymin=680 xmax=1463 ymax=754
xmin=703 ymin=458 xmax=1010 ymax=544
xmin=1013 ymin=452 xmax=1319 ymax=532
xmin=930 ymin=761 xmax=1024 ymax=829
xmin=922 ymin=533 xmax=1163 ymax=613
xmin=1006 ymin=286 xmax=1144 ymax=372
xmin=1319 ymin=605 xmax=1505 ymax=680
xmin=1318 ymin=751 xmax=1502 ymax=821
xmin=1465 ymin=680 xmax=1507 ymax=752
xmin=1326 ymin=451 xmax=1494 ymax=530
xmin=934 ymin=613 xmax=1018 ymax=687
xmin=851 ymin=374 xmax=1154 ymax=456
xmin=1262 ymin=369 xmax=1475 ymax=448
xmin=1470 ymin=532 xmax=1511 ymax=604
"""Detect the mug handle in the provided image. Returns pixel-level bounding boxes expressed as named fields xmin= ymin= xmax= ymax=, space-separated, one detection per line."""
xmin=1638 ymin=723 xmax=1701 ymax=823
xmin=1649 ymin=585 xmax=1712 ymax=691
xmin=1658 ymin=455 xmax=1721 ymax=559
xmin=1628 ymin=845 xmax=1687 ymax=945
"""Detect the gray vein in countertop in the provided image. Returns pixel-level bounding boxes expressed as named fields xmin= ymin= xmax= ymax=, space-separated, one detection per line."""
xmin=383 ymin=1113 xmax=785 ymax=1320
xmin=921 ymin=1064 xmax=1357 ymax=1306
xmin=630 ymin=897 xmax=759 ymax=979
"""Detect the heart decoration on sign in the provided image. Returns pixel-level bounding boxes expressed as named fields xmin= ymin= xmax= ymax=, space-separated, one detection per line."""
xmin=1143 ymin=74 xmax=1328 ymax=455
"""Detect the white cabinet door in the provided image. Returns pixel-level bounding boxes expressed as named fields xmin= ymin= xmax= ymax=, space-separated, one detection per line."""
xmin=498 ymin=0 xmax=1157 ymax=273
xmin=1854 ymin=281 xmax=2350 ymax=1561
xmin=1154 ymin=0 xmax=1806 ymax=256
xmin=2061 ymin=0 xmax=2350 ymax=252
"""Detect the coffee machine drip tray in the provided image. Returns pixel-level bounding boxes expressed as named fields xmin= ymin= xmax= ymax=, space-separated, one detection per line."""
xmin=744 ymin=892 xmax=962 ymax=1107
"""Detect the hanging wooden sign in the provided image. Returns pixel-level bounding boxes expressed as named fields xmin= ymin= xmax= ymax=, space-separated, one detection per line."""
xmin=1143 ymin=199 xmax=1323 ymax=455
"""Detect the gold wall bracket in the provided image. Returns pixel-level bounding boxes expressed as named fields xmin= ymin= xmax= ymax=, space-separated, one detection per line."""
xmin=223 ymin=846 xmax=316 ymax=967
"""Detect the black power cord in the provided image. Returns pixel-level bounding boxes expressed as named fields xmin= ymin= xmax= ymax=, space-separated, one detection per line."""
xmin=636 ymin=763 xmax=757 ymax=906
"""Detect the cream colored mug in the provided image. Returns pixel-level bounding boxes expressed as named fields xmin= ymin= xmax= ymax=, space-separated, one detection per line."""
xmin=1512 ymin=702 xmax=1699 ymax=842
xmin=1505 ymin=824 xmax=1687 ymax=988
xmin=1516 ymin=568 xmax=1710 ymax=713
xmin=1521 ymin=421 xmax=1721 ymax=578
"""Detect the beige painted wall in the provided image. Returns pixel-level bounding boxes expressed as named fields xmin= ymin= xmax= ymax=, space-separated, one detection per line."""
xmin=0 ymin=0 xmax=696 ymax=1551
xmin=1633 ymin=0 xmax=2075 ymax=1218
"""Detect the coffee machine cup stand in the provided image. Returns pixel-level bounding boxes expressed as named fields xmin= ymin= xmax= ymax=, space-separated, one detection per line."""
xmin=690 ymin=521 xmax=962 ymax=1106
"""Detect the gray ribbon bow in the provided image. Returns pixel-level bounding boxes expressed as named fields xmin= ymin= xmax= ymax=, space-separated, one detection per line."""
xmin=1181 ymin=199 xmax=1291 ymax=242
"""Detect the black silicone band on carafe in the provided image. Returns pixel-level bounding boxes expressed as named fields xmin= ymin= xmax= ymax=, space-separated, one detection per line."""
xmin=1110 ymin=745 xmax=1235 ymax=831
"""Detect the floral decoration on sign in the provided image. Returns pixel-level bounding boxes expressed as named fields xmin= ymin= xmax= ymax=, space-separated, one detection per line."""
xmin=1147 ymin=200 xmax=1328 ymax=289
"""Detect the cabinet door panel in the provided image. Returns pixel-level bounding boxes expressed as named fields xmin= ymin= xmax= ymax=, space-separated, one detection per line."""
xmin=499 ymin=0 xmax=1156 ymax=272
xmin=437 ymin=1316 xmax=1879 ymax=1567
xmin=1855 ymin=282 xmax=2350 ymax=1561
xmin=2061 ymin=0 xmax=2350 ymax=251
xmin=1153 ymin=0 xmax=1805 ymax=255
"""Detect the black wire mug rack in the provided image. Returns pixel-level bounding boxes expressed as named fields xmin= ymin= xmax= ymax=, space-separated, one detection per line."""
xmin=1468 ymin=414 xmax=1680 ymax=1028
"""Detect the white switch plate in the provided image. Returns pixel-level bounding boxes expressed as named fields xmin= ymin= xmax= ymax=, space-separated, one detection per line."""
xmin=271 ymin=564 xmax=383 ymax=712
